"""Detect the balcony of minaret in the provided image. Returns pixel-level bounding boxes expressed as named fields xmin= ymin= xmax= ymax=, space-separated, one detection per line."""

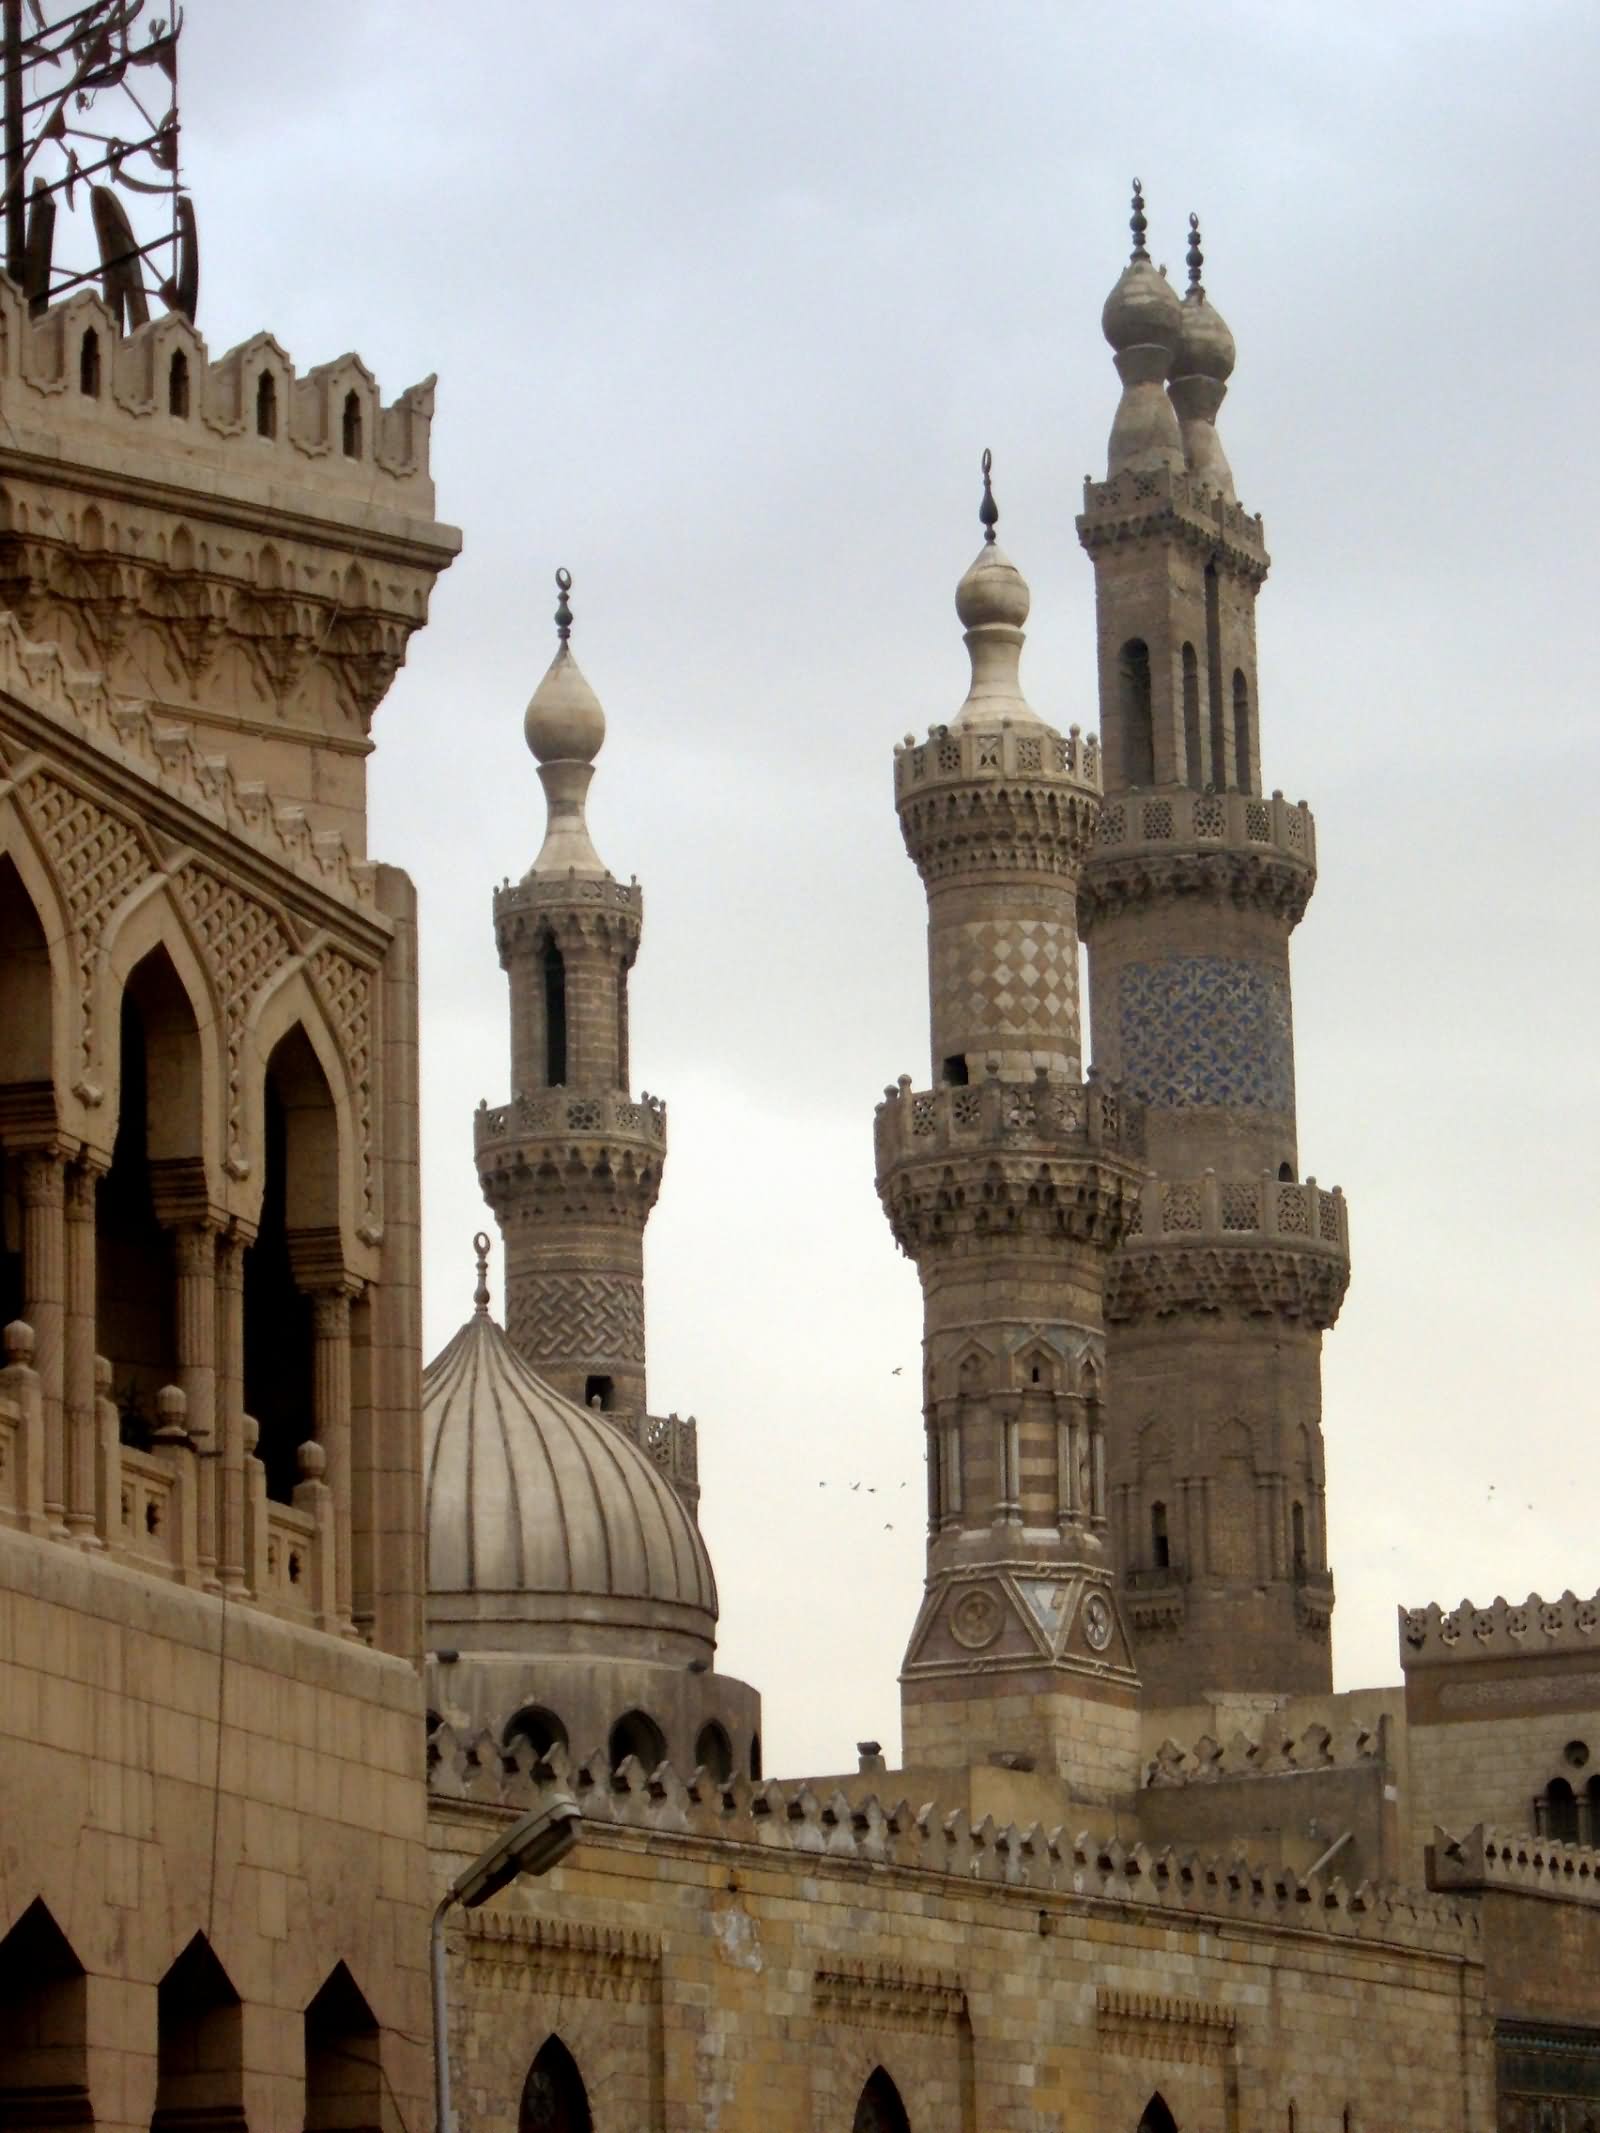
xmin=474 ymin=1088 xmax=666 ymax=1226
xmin=1107 ymin=1169 xmax=1351 ymax=1330
xmin=892 ymin=718 xmax=1102 ymax=883
xmin=1080 ymin=785 xmax=1316 ymax=931
xmin=1075 ymin=465 xmax=1268 ymax=579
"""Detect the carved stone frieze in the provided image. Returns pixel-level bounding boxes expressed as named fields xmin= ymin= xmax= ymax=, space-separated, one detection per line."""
xmin=1096 ymin=1984 xmax=1237 ymax=2065
xmin=1106 ymin=1238 xmax=1350 ymax=1328
xmin=1079 ymin=845 xmax=1314 ymax=930
xmin=813 ymin=1960 xmax=967 ymax=2032
xmin=877 ymin=1146 xmax=1143 ymax=1259
xmin=462 ymin=1910 xmax=660 ymax=2004
xmin=506 ymin=1271 xmax=646 ymax=1368
xmin=897 ymin=778 xmax=1102 ymax=886
xmin=23 ymin=767 xmax=152 ymax=1080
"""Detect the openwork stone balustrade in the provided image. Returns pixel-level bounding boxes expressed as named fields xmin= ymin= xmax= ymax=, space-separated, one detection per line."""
xmin=1123 ymin=1171 xmax=1348 ymax=1254
xmin=475 ymin=1088 xmax=668 ymax=1152
xmin=874 ymin=1076 xmax=1144 ymax=1168
xmin=1092 ymin=786 xmax=1314 ymax=867
xmin=893 ymin=720 xmax=1101 ymax=798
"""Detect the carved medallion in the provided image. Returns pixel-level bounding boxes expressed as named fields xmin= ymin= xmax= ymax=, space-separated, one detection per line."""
xmin=1082 ymin=1591 xmax=1114 ymax=1652
xmin=949 ymin=1586 xmax=1003 ymax=1650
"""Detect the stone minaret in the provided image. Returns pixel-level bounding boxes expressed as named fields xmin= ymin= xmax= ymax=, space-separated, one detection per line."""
xmin=876 ymin=462 xmax=1147 ymax=1801
xmin=476 ymin=572 xmax=665 ymax=1416
xmin=1077 ymin=193 xmax=1350 ymax=1701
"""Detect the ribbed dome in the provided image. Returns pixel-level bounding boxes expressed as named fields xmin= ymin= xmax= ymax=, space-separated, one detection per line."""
xmin=423 ymin=1302 xmax=717 ymax=1651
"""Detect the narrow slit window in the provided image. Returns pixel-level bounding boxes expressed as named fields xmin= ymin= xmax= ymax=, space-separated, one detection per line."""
xmin=256 ymin=369 xmax=277 ymax=438
xmin=341 ymin=389 xmax=362 ymax=459
xmin=79 ymin=330 xmax=100 ymax=397
xmin=167 ymin=349 xmax=189 ymax=417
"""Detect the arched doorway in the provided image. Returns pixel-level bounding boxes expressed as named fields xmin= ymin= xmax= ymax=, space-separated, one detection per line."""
xmin=853 ymin=2067 xmax=910 ymax=2133
xmin=1139 ymin=2095 xmax=1179 ymax=2133
xmin=0 ymin=856 xmax=56 ymax=1331
xmin=519 ymin=2035 xmax=591 ymax=2133
xmin=0 ymin=1899 xmax=89 ymax=2128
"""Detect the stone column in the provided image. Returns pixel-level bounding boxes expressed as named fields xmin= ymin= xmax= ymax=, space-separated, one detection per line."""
xmin=63 ymin=1161 xmax=101 ymax=1543
xmin=309 ymin=1288 xmax=354 ymax=1631
xmin=215 ymin=1233 xmax=247 ymax=1595
xmin=18 ymin=1149 xmax=67 ymax=1535
xmin=173 ymin=1225 xmax=219 ymax=1590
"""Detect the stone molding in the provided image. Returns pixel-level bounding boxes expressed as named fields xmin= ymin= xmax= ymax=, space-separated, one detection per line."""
xmin=812 ymin=1960 xmax=968 ymax=2032
xmin=1123 ymin=1171 xmax=1348 ymax=1254
xmin=1106 ymin=1235 xmax=1350 ymax=1329
xmin=1400 ymin=1589 xmax=1600 ymax=1668
xmin=1081 ymin=847 xmax=1314 ymax=932
xmin=425 ymin=1730 xmax=1477 ymax=1954
xmin=462 ymin=1910 xmax=661 ymax=2003
xmin=1096 ymin=1985 xmax=1237 ymax=2064
xmin=494 ymin=872 xmax=643 ymax=958
xmin=476 ymin=1091 xmax=666 ymax=1228
xmin=1076 ymin=464 xmax=1269 ymax=582
xmin=1430 ymin=1824 xmax=1600 ymax=1910
xmin=1144 ymin=1720 xmax=1386 ymax=1790
xmin=895 ymin=772 xmax=1102 ymax=886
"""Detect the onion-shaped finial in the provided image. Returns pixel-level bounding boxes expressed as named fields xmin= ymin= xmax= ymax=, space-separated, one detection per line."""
xmin=1186 ymin=211 xmax=1205 ymax=295
xmin=979 ymin=447 xmax=998 ymax=545
xmin=1129 ymin=177 xmax=1149 ymax=262
xmin=554 ymin=566 xmax=573 ymax=644
xmin=473 ymin=1231 xmax=491 ymax=1315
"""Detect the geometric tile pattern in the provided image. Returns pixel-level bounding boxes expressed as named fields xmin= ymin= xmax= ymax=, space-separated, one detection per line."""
xmin=934 ymin=917 xmax=1079 ymax=1048
xmin=1118 ymin=955 xmax=1294 ymax=1110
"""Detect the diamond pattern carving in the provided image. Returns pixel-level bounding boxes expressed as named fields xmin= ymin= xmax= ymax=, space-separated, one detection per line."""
xmin=25 ymin=772 xmax=149 ymax=1073
xmin=933 ymin=917 xmax=1079 ymax=1046
xmin=174 ymin=868 xmax=293 ymax=1169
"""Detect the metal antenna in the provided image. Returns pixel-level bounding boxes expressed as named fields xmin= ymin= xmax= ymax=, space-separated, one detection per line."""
xmin=1129 ymin=177 xmax=1149 ymax=262
xmin=979 ymin=448 xmax=998 ymax=545
xmin=554 ymin=566 xmax=573 ymax=644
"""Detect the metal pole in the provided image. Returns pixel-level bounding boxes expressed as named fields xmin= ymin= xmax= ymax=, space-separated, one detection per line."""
xmin=429 ymin=1891 xmax=456 ymax=2133
xmin=3 ymin=0 xmax=23 ymax=282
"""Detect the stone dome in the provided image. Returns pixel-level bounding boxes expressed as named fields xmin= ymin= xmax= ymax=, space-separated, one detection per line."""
xmin=523 ymin=642 xmax=605 ymax=767
xmin=1174 ymin=289 xmax=1236 ymax=385
xmin=423 ymin=1290 xmax=717 ymax=1660
xmin=955 ymin=542 xmax=1030 ymax=633
xmin=1100 ymin=255 xmax=1183 ymax=358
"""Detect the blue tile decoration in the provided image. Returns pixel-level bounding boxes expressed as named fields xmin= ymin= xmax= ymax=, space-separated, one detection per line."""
xmin=1118 ymin=956 xmax=1294 ymax=1110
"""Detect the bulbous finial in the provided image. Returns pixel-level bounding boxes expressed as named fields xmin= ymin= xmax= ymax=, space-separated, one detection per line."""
xmin=1186 ymin=211 xmax=1204 ymax=295
xmin=1129 ymin=177 xmax=1149 ymax=262
xmin=473 ymin=1231 xmax=491 ymax=1315
xmin=554 ymin=566 xmax=573 ymax=643
xmin=522 ymin=563 xmax=610 ymax=877
xmin=979 ymin=447 xmax=998 ymax=545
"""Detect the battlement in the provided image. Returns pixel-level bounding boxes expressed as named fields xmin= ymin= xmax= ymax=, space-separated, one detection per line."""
xmin=874 ymin=1073 xmax=1143 ymax=1169
xmin=1 ymin=282 xmax=440 ymax=517
xmin=475 ymin=1088 xmax=667 ymax=1153
xmin=0 ymin=609 xmax=380 ymax=910
xmin=1431 ymin=1824 xmax=1600 ymax=1910
xmin=1123 ymin=1171 xmax=1349 ymax=1255
xmin=425 ymin=1727 xmax=1475 ymax=1954
xmin=1400 ymin=1590 xmax=1600 ymax=1668
xmin=893 ymin=719 xmax=1101 ymax=798
xmin=1077 ymin=465 xmax=1268 ymax=580
xmin=1145 ymin=1720 xmax=1385 ymax=1790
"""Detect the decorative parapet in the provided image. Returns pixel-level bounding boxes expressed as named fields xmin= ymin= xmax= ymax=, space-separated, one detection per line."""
xmin=814 ymin=1960 xmax=967 ymax=2032
xmin=1091 ymin=786 xmax=1313 ymax=868
xmin=425 ymin=1728 xmax=1476 ymax=1955
xmin=1076 ymin=466 xmax=1269 ymax=581
xmin=1108 ymin=1171 xmax=1351 ymax=1329
xmin=874 ymin=1073 xmax=1143 ymax=1169
xmin=475 ymin=1088 xmax=667 ymax=1154
xmin=893 ymin=720 xmax=1103 ymax=885
xmin=1079 ymin=787 xmax=1316 ymax=929
xmin=607 ymin=1408 xmax=699 ymax=1514
xmin=494 ymin=871 xmax=642 ymax=924
xmin=1430 ymin=1825 xmax=1600 ymax=1910
xmin=1145 ymin=1720 xmax=1387 ymax=1790
xmin=0 ymin=613 xmax=380 ymax=909
xmin=1400 ymin=1590 xmax=1600 ymax=1668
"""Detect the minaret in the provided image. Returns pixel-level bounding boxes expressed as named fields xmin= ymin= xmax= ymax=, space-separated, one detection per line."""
xmin=1077 ymin=193 xmax=1351 ymax=1702
xmin=875 ymin=459 xmax=1147 ymax=1800
xmin=475 ymin=571 xmax=665 ymax=1416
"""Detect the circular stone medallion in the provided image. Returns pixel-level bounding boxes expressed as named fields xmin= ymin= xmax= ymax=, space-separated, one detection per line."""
xmin=950 ymin=1586 xmax=1003 ymax=1650
xmin=1082 ymin=1591 xmax=1114 ymax=1652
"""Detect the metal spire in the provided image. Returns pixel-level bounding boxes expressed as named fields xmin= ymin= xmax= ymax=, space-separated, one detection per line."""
xmin=1186 ymin=211 xmax=1205 ymax=296
xmin=554 ymin=566 xmax=573 ymax=644
xmin=1129 ymin=177 xmax=1149 ymax=262
xmin=979 ymin=448 xmax=998 ymax=545
xmin=473 ymin=1231 xmax=491 ymax=1316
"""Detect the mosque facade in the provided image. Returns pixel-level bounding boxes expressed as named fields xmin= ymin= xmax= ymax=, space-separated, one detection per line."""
xmin=0 ymin=116 xmax=1596 ymax=2133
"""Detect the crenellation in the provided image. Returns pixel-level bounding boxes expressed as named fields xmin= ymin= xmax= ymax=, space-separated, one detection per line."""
xmin=1431 ymin=1825 xmax=1600 ymax=1910
xmin=1401 ymin=1590 xmax=1600 ymax=1666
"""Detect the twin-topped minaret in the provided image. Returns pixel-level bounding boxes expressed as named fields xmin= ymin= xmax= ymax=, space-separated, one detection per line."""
xmin=1077 ymin=188 xmax=1350 ymax=1699
xmin=876 ymin=460 xmax=1147 ymax=1801
xmin=475 ymin=573 xmax=667 ymax=1422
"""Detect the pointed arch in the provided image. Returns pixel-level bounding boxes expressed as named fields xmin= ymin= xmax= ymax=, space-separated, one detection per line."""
xmin=519 ymin=2035 xmax=591 ymax=2133
xmin=608 ymin=1708 xmax=666 ymax=1773
xmin=153 ymin=1933 xmax=243 ymax=2133
xmin=0 ymin=1899 xmax=90 ymax=2128
xmin=96 ymin=878 xmax=224 ymax=1191
xmin=239 ymin=965 xmax=361 ymax=1256
xmin=304 ymin=1962 xmax=381 ymax=2133
xmin=0 ymin=802 xmax=74 ymax=1111
xmin=1117 ymin=638 xmax=1154 ymax=786
xmin=694 ymin=1719 xmax=734 ymax=1782
xmin=1139 ymin=2095 xmax=1179 ymax=2133
xmin=854 ymin=2066 xmax=911 ymax=2133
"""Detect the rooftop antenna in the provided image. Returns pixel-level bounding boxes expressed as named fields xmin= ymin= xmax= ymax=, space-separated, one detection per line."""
xmin=0 ymin=0 xmax=197 ymax=323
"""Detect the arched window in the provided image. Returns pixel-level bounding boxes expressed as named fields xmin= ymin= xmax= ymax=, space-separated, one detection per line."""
xmin=608 ymin=1708 xmax=666 ymax=1772
xmin=0 ymin=1900 xmax=89 ymax=2130
xmin=542 ymin=937 xmax=567 ymax=1086
xmin=695 ymin=1720 xmax=734 ymax=1782
xmin=1278 ymin=1161 xmax=1295 ymax=1182
xmin=244 ymin=1027 xmax=338 ymax=1501
xmin=304 ymin=1963 xmax=380 ymax=2133
xmin=256 ymin=369 xmax=277 ymax=438
xmin=78 ymin=329 xmax=100 ymax=397
xmin=168 ymin=349 xmax=190 ymax=418
xmin=750 ymin=1730 xmax=763 ymax=1780
xmin=1150 ymin=1500 xmax=1170 ymax=1570
xmin=1542 ymin=1777 xmax=1580 ymax=1843
xmin=584 ymin=1374 xmax=614 ymax=1412
xmin=1118 ymin=639 xmax=1153 ymax=786
xmin=1139 ymin=2097 xmax=1179 ymax=2133
xmin=153 ymin=1936 xmax=243 ymax=2133
xmin=1291 ymin=1500 xmax=1307 ymax=1575
xmin=0 ymin=858 xmax=55 ymax=1329
xmin=616 ymin=954 xmax=631 ymax=1090
xmin=853 ymin=2067 xmax=911 ymax=2133
xmin=1233 ymin=669 xmax=1252 ymax=794
xmin=341 ymin=390 xmax=362 ymax=459
xmin=503 ymin=1705 xmax=568 ymax=1761
xmin=1181 ymin=641 xmax=1202 ymax=789
xmin=520 ymin=2037 xmax=591 ymax=2133
xmin=1204 ymin=560 xmax=1226 ymax=784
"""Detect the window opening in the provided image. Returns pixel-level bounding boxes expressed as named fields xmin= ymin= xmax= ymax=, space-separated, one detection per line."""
xmin=153 ymin=1937 xmax=243 ymax=2133
xmin=78 ymin=329 xmax=99 ymax=396
xmin=543 ymin=937 xmax=567 ymax=1086
xmin=1151 ymin=1501 xmax=1170 ymax=1570
xmin=341 ymin=390 xmax=362 ymax=459
xmin=1292 ymin=1500 xmax=1307 ymax=1575
xmin=1118 ymin=638 xmax=1153 ymax=785
xmin=608 ymin=1708 xmax=666 ymax=1772
xmin=304 ymin=1963 xmax=380 ymax=2133
xmin=694 ymin=1720 xmax=734 ymax=1782
xmin=853 ymin=2068 xmax=911 ymax=2133
xmin=1181 ymin=641 xmax=1202 ymax=788
xmin=255 ymin=369 xmax=277 ymax=438
xmin=168 ymin=349 xmax=189 ymax=417
xmin=504 ymin=1706 xmax=568 ymax=1761
xmin=584 ymin=1374 xmax=614 ymax=1412
xmin=0 ymin=1900 xmax=89 ymax=2129
xmin=1204 ymin=561 xmax=1226 ymax=786
xmin=1233 ymin=669 xmax=1252 ymax=793
xmin=942 ymin=1054 xmax=969 ymax=1086
xmin=520 ymin=2037 xmax=591 ymax=2133
xmin=1138 ymin=2098 xmax=1179 ymax=2133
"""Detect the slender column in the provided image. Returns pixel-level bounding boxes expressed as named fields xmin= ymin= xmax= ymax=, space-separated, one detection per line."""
xmin=173 ymin=1225 xmax=219 ymax=1589
xmin=309 ymin=1288 xmax=354 ymax=1630
xmin=18 ymin=1149 xmax=66 ymax=1534
xmin=1089 ymin=1402 xmax=1107 ymax=1532
xmin=940 ymin=1401 xmax=962 ymax=1526
xmin=215 ymin=1233 xmax=247 ymax=1594
xmin=1200 ymin=1476 xmax=1215 ymax=1574
xmin=924 ymin=1412 xmax=940 ymax=1535
xmin=63 ymin=1161 xmax=101 ymax=1543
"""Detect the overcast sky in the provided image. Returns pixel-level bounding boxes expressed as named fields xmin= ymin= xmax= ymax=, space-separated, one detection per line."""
xmin=164 ymin=1 xmax=1599 ymax=1776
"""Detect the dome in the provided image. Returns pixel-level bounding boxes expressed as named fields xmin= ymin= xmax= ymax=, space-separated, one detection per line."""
xmin=1101 ymin=257 xmax=1183 ymax=358
xmin=1174 ymin=289 xmax=1235 ymax=385
xmin=955 ymin=542 xmax=1030 ymax=632
xmin=523 ymin=643 xmax=605 ymax=766
xmin=423 ymin=1287 xmax=717 ymax=1657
